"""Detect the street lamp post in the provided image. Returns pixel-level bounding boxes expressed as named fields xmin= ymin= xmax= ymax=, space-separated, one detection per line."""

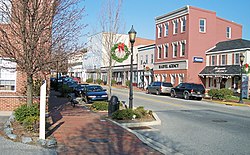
xmin=239 ymin=53 xmax=245 ymax=103
xmin=142 ymin=62 xmax=146 ymax=90
xmin=128 ymin=25 xmax=137 ymax=109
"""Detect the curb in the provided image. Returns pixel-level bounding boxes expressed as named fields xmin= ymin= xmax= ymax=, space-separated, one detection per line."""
xmin=107 ymin=112 xmax=182 ymax=155
xmin=204 ymin=99 xmax=250 ymax=107
xmin=108 ymin=118 xmax=180 ymax=155
xmin=118 ymin=112 xmax=161 ymax=127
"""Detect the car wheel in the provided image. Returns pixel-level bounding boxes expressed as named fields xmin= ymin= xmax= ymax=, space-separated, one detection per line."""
xmin=146 ymin=89 xmax=150 ymax=94
xmin=197 ymin=97 xmax=202 ymax=101
xmin=170 ymin=91 xmax=175 ymax=97
xmin=184 ymin=92 xmax=189 ymax=100
xmin=156 ymin=90 xmax=160 ymax=95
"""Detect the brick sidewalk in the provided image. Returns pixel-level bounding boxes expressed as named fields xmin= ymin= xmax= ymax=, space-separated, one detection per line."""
xmin=48 ymin=91 xmax=162 ymax=155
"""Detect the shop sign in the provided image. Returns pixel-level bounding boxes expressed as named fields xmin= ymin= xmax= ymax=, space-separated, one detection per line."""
xmin=159 ymin=64 xmax=179 ymax=69
xmin=193 ymin=57 xmax=203 ymax=63
xmin=213 ymin=67 xmax=227 ymax=73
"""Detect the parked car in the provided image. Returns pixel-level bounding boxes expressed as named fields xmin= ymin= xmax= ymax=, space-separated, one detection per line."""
xmin=66 ymin=81 xmax=78 ymax=90
xmin=81 ymin=85 xmax=108 ymax=103
xmin=74 ymin=83 xmax=89 ymax=97
xmin=146 ymin=82 xmax=173 ymax=95
xmin=73 ymin=77 xmax=81 ymax=84
xmin=170 ymin=83 xmax=205 ymax=100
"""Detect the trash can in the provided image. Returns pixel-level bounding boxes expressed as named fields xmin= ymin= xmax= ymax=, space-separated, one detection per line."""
xmin=108 ymin=96 xmax=120 ymax=117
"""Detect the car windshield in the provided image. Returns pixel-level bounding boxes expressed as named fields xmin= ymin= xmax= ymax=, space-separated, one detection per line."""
xmin=87 ymin=86 xmax=103 ymax=92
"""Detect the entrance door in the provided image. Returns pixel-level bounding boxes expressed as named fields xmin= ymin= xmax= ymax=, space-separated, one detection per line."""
xmin=220 ymin=78 xmax=227 ymax=89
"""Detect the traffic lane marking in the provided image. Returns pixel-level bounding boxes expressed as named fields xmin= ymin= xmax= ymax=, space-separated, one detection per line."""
xmin=113 ymin=90 xmax=188 ymax=108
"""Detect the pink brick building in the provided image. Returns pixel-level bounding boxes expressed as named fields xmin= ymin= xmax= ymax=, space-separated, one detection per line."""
xmin=154 ymin=6 xmax=242 ymax=86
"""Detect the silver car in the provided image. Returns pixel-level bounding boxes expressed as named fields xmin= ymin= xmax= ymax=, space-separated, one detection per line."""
xmin=146 ymin=82 xmax=173 ymax=95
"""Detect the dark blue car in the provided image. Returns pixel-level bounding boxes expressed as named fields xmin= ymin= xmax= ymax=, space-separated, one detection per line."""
xmin=74 ymin=83 xmax=89 ymax=97
xmin=82 ymin=85 xmax=108 ymax=103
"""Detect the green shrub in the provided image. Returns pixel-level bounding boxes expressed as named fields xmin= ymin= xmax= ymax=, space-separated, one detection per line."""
xmin=14 ymin=104 xmax=39 ymax=123
xmin=91 ymin=101 xmax=108 ymax=111
xmin=208 ymin=89 xmax=219 ymax=99
xmin=220 ymin=88 xmax=233 ymax=99
xmin=61 ymin=84 xmax=73 ymax=97
xmin=112 ymin=109 xmax=135 ymax=120
xmin=208 ymin=88 xmax=233 ymax=100
xmin=23 ymin=116 xmax=39 ymax=131
xmin=86 ymin=78 xmax=93 ymax=83
xmin=125 ymin=80 xmax=130 ymax=87
xmin=111 ymin=79 xmax=116 ymax=86
xmin=134 ymin=106 xmax=147 ymax=118
xmin=96 ymin=79 xmax=103 ymax=85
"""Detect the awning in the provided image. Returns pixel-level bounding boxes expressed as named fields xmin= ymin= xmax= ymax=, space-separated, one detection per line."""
xmin=199 ymin=65 xmax=241 ymax=76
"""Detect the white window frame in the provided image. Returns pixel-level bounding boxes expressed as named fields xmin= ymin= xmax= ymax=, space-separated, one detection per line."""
xmin=180 ymin=16 xmax=186 ymax=33
xmin=235 ymin=53 xmax=240 ymax=65
xmin=151 ymin=54 xmax=154 ymax=64
xmin=179 ymin=40 xmax=186 ymax=57
xmin=145 ymin=55 xmax=148 ymax=64
xmin=164 ymin=22 xmax=169 ymax=37
xmin=199 ymin=19 xmax=206 ymax=33
xmin=157 ymin=45 xmax=162 ymax=59
xmin=172 ymin=19 xmax=178 ymax=34
xmin=211 ymin=55 xmax=215 ymax=66
xmin=140 ymin=55 xmax=143 ymax=65
xmin=221 ymin=54 xmax=226 ymax=65
xmin=172 ymin=42 xmax=178 ymax=58
xmin=157 ymin=24 xmax=162 ymax=38
xmin=171 ymin=74 xmax=176 ymax=85
xmin=226 ymin=26 xmax=231 ymax=39
xmin=164 ymin=43 xmax=169 ymax=58
xmin=0 ymin=58 xmax=17 ymax=92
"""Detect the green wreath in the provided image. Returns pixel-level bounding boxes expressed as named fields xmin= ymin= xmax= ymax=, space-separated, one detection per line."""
xmin=111 ymin=43 xmax=130 ymax=63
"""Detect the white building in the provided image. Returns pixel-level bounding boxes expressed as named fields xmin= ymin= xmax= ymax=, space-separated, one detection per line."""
xmin=84 ymin=32 xmax=154 ymax=85
xmin=137 ymin=44 xmax=155 ymax=89
xmin=199 ymin=39 xmax=250 ymax=97
xmin=68 ymin=50 xmax=87 ymax=82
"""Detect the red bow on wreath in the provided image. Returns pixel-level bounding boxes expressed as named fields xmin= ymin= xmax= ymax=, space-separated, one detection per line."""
xmin=118 ymin=43 xmax=125 ymax=52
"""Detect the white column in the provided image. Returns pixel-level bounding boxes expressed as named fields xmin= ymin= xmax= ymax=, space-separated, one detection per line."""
xmin=39 ymin=80 xmax=46 ymax=140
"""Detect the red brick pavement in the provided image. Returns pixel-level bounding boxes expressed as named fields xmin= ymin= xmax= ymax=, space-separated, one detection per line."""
xmin=48 ymin=91 xmax=162 ymax=155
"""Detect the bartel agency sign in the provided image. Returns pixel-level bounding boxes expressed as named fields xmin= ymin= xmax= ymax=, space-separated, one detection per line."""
xmin=156 ymin=61 xmax=187 ymax=70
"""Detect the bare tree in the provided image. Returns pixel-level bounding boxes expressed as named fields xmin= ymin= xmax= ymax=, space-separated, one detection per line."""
xmin=98 ymin=0 xmax=125 ymax=96
xmin=0 ymin=0 xmax=86 ymax=106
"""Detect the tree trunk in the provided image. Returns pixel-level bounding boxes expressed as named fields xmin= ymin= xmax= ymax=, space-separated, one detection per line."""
xmin=26 ymin=75 xmax=33 ymax=106
xmin=108 ymin=59 xmax=112 ymax=97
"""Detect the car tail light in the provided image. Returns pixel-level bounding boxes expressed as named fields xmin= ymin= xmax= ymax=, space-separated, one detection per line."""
xmin=191 ymin=89 xmax=194 ymax=93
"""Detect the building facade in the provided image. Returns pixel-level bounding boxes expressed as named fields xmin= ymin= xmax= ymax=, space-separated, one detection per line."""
xmin=137 ymin=44 xmax=155 ymax=89
xmin=199 ymin=39 xmax=250 ymax=96
xmin=154 ymin=6 xmax=242 ymax=86
xmin=85 ymin=32 xmax=154 ymax=86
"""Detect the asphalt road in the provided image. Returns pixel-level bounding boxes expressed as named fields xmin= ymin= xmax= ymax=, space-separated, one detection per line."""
xmin=110 ymin=87 xmax=250 ymax=155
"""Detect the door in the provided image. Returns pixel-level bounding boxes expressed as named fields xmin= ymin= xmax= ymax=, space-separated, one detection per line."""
xmin=220 ymin=78 xmax=227 ymax=89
